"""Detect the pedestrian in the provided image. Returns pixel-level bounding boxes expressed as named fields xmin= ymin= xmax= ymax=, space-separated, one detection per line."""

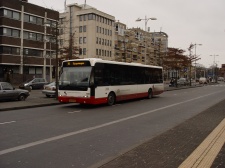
xmin=170 ymin=78 xmax=174 ymax=87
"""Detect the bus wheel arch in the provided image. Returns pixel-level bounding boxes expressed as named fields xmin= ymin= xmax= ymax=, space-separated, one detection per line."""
xmin=147 ymin=88 xmax=153 ymax=99
xmin=107 ymin=92 xmax=116 ymax=106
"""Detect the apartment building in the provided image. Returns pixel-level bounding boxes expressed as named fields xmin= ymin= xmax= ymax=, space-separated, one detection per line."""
xmin=0 ymin=0 xmax=59 ymax=84
xmin=150 ymin=32 xmax=168 ymax=66
xmin=59 ymin=3 xmax=115 ymax=61
xmin=115 ymin=25 xmax=168 ymax=65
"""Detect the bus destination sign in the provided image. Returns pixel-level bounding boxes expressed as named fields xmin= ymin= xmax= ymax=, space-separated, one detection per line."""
xmin=63 ymin=61 xmax=91 ymax=67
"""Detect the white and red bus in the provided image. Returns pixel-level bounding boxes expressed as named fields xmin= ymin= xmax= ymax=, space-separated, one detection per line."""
xmin=58 ymin=58 xmax=164 ymax=105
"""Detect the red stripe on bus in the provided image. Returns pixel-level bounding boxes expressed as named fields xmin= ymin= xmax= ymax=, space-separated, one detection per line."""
xmin=58 ymin=90 xmax=163 ymax=105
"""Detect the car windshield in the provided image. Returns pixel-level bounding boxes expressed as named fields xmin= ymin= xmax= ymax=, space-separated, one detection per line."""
xmin=48 ymin=82 xmax=55 ymax=86
xmin=59 ymin=67 xmax=92 ymax=91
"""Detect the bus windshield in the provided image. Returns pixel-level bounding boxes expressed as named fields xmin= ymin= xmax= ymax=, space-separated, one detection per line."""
xmin=59 ymin=66 xmax=92 ymax=91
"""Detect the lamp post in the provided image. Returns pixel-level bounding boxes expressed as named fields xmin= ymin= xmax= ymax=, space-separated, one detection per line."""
xmin=210 ymin=54 xmax=219 ymax=82
xmin=43 ymin=23 xmax=47 ymax=81
xmin=136 ymin=16 xmax=157 ymax=65
xmin=193 ymin=43 xmax=202 ymax=82
xmin=44 ymin=23 xmax=53 ymax=82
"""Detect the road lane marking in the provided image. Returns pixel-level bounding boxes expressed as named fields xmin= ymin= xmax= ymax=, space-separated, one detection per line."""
xmin=0 ymin=90 xmax=223 ymax=156
xmin=179 ymin=118 xmax=225 ymax=168
xmin=0 ymin=121 xmax=16 ymax=125
xmin=68 ymin=110 xmax=81 ymax=113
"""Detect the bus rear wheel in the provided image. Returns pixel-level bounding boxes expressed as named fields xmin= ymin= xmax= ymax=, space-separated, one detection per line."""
xmin=107 ymin=92 xmax=115 ymax=106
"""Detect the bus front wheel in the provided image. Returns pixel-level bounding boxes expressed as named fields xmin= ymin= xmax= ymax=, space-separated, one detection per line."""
xmin=107 ymin=92 xmax=116 ymax=106
xmin=147 ymin=89 xmax=153 ymax=99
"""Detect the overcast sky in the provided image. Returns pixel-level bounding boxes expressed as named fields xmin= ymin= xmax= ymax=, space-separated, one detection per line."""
xmin=29 ymin=0 xmax=225 ymax=68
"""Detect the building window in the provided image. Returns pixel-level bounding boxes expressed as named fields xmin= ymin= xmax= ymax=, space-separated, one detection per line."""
xmin=24 ymin=14 xmax=43 ymax=25
xmin=29 ymin=33 xmax=36 ymax=40
xmin=79 ymin=37 xmax=82 ymax=44
xmin=37 ymin=34 xmax=43 ymax=41
xmin=96 ymin=26 xmax=99 ymax=33
xmin=24 ymin=14 xmax=29 ymax=22
xmin=96 ymin=37 xmax=98 ymax=44
xmin=0 ymin=46 xmax=20 ymax=55
xmin=59 ymin=39 xmax=63 ymax=46
xmin=79 ymin=15 xmax=82 ymax=21
xmin=12 ymin=29 xmax=20 ymax=37
xmin=83 ymin=37 xmax=86 ymax=44
xmin=88 ymin=14 xmax=93 ymax=20
xmin=30 ymin=16 xmax=37 ymax=24
xmin=83 ymin=15 xmax=86 ymax=21
xmin=3 ymin=9 xmax=12 ymax=18
xmin=37 ymin=17 xmax=43 ymax=25
xmin=79 ymin=26 xmax=82 ymax=33
xmin=83 ymin=48 xmax=86 ymax=55
xmin=96 ymin=49 xmax=98 ymax=55
xmin=3 ymin=28 xmax=12 ymax=36
xmin=23 ymin=48 xmax=43 ymax=57
xmin=83 ymin=25 xmax=86 ymax=32
xmin=102 ymin=39 xmax=104 ymax=45
xmin=59 ymin=28 xmax=63 ymax=35
xmin=12 ymin=11 xmax=20 ymax=20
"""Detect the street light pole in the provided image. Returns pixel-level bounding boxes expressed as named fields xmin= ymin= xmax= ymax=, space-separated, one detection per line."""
xmin=194 ymin=43 xmax=202 ymax=82
xmin=136 ymin=16 xmax=157 ymax=65
xmin=210 ymin=54 xmax=219 ymax=82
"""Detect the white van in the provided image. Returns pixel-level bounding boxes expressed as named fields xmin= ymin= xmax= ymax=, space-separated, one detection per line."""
xmin=199 ymin=77 xmax=207 ymax=84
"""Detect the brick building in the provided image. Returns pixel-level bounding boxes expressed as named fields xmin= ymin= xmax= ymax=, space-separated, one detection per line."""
xmin=0 ymin=0 xmax=59 ymax=84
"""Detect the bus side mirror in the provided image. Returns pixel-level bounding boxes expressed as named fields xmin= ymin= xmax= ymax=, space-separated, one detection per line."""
xmin=90 ymin=81 xmax=96 ymax=87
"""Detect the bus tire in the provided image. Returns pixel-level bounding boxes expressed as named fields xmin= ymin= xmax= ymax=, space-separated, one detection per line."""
xmin=147 ymin=89 xmax=153 ymax=99
xmin=107 ymin=92 xmax=116 ymax=106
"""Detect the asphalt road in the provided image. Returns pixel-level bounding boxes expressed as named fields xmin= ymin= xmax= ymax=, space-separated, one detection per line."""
xmin=0 ymin=83 xmax=225 ymax=168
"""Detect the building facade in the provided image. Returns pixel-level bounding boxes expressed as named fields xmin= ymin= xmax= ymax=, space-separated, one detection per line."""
xmin=59 ymin=3 xmax=115 ymax=61
xmin=0 ymin=0 xmax=59 ymax=84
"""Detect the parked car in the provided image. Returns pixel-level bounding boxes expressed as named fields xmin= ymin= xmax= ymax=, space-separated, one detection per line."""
xmin=199 ymin=77 xmax=208 ymax=84
xmin=218 ymin=77 xmax=224 ymax=82
xmin=177 ymin=78 xmax=189 ymax=86
xmin=0 ymin=82 xmax=30 ymax=101
xmin=42 ymin=82 xmax=56 ymax=97
xmin=19 ymin=78 xmax=48 ymax=90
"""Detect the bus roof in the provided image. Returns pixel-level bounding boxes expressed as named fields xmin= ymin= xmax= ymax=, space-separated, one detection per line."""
xmin=62 ymin=58 xmax=162 ymax=69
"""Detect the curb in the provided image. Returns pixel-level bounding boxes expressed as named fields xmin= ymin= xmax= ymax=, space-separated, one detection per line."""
xmin=0 ymin=102 xmax=61 ymax=112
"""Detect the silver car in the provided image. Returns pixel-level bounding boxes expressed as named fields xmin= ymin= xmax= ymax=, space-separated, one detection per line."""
xmin=177 ymin=78 xmax=189 ymax=86
xmin=0 ymin=82 xmax=30 ymax=101
xmin=42 ymin=82 xmax=56 ymax=98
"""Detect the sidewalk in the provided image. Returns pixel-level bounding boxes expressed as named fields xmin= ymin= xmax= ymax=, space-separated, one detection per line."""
xmin=0 ymin=89 xmax=59 ymax=111
xmin=99 ymin=99 xmax=225 ymax=168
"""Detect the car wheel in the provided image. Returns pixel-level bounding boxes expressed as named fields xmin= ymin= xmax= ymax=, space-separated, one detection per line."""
xmin=46 ymin=95 xmax=51 ymax=98
xmin=29 ymin=86 xmax=33 ymax=90
xmin=107 ymin=92 xmax=115 ymax=106
xmin=18 ymin=94 xmax=26 ymax=101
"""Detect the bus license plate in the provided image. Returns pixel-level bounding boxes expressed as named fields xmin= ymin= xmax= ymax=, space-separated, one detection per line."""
xmin=69 ymin=99 xmax=76 ymax=102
